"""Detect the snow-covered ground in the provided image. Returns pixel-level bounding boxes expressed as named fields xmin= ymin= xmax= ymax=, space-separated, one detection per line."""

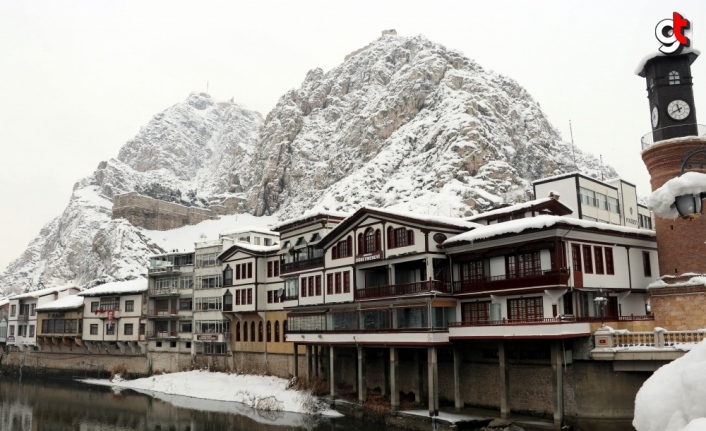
xmin=634 ymin=340 xmax=706 ymax=431
xmin=81 ymin=370 xmax=341 ymax=422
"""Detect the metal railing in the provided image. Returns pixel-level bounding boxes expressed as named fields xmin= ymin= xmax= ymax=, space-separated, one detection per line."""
xmin=148 ymin=265 xmax=182 ymax=275
xmin=148 ymin=308 xmax=179 ymax=318
xmin=355 ymin=280 xmax=452 ymax=300
xmin=450 ymin=314 xmax=653 ymax=327
xmin=280 ymin=256 xmax=324 ymax=274
xmin=148 ymin=287 xmax=180 ymax=296
xmin=147 ymin=331 xmax=179 ymax=338
xmin=453 ymin=269 xmax=570 ymax=294
xmin=641 ymin=124 xmax=706 ymax=150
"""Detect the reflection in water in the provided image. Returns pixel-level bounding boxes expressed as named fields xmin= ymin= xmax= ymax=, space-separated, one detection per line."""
xmin=0 ymin=378 xmax=384 ymax=431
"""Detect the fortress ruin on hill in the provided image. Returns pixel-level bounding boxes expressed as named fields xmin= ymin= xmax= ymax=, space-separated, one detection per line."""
xmin=112 ymin=192 xmax=245 ymax=230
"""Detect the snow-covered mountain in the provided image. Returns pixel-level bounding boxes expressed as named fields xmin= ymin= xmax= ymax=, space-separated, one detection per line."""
xmin=247 ymin=34 xmax=614 ymax=218
xmin=0 ymin=33 xmax=616 ymax=295
xmin=0 ymin=94 xmax=263 ymax=294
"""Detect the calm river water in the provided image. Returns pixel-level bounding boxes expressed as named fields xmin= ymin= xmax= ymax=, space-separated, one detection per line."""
xmin=0 ymin=378 xmax=399 ymax=431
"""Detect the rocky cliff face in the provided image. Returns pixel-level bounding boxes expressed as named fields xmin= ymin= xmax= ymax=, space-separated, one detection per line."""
xmin=247 ymin=34 xmax=614 ymax=218
xmin=1 ymin=35 xmax=616 ymax=295
xmin=0 ymin=94 xmax=262 ymax=292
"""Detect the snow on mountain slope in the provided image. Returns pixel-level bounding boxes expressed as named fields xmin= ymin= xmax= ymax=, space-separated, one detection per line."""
xmin=0 ymin=94 xmax=264 ymax=294
xmin=248 ymin=34 xmax=615 ymax=219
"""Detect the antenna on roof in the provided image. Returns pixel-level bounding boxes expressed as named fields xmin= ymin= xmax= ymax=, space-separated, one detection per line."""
xmin=569 ymin=120 xmax=577 ymax=169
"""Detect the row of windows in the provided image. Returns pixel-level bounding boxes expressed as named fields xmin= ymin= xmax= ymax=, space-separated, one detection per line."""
xmin=459 ymin=251 xmax=542 ymax=281
xmin=462 ymin=297 xmax=544 ymax=322
xmin=89 ymin=322 xmax=136 ymax=336
xmin=572 ymin=245 xmax=615 ymax=275
xmin=332 ymin=236 xmax=353 ymax=259
xmin=196 ymin=253 xmax=219 ymax=268
xmin=234 ymin=320 xmax=288 ymax=343
xmin=301 ymin=275 xmax=322 ymax=297
xmin=267 ymin=261 xmax=281 ymax=277
xmin=9 ymin=304 xmax=36 ymax=318
xmin=41 ymin=319 xmax=81 ymax=334
xmin=638 ymin=214 xmax=653 ymax=230
xmin=327 ymin=271 xmax=351 ymax=295
xmin=7 ymin=324 xmax=35 ymax=337
xmin=580 ymin=188 xmax=620 ymax=214
xmin=223 ymin=263 xmax=253 ymax=285
xmin=196 ymin=275 xmax=222 ymax=289
xmin=90 ymin=299 xmax=135 ymax=312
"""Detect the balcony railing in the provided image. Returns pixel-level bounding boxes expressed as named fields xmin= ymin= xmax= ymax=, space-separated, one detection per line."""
xmin=280 ymin=256 xmax=324 ymax=274
xmin=147 ymin=331 xmax=178 ymax=339
xmin=450 ymin=314 xmax=654 ymax=327
xmin=149 ymin=287 xmax=180 ymax=297
xmin=598 ymin=328 xmax=706 ymax=349
xmin=453 ymin=269 xmax=570 ymax=294
xmin=148 ymin=308 xmax=179 ymax=318
xmin=18 ymin=314 xmax=29 ymax=322
xmin=641 ymin=124 xmax=706 ymax=150
xmin=148 ymin=265 xmax=182 ymax=275
xmin=355 ymin=280 xmax=452 ymax=300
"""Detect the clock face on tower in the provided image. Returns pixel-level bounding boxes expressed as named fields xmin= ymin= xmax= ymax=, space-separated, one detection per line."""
xmin=667 ymin=99 xmax=691 ymax=121
xmin=651 ymin=106 xmax=659 ymax=128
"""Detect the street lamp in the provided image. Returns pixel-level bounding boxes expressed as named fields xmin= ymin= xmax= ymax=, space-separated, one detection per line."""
xmin=594 ymin=291 xmax=608 ymax=326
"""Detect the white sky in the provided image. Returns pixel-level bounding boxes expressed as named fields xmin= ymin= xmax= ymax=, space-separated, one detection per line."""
xmin=1 ymin=1 xmax=705 ymax=272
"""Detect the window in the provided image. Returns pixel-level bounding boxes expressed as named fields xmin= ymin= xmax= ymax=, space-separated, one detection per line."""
xmin=301 ymin=277 xmax=307 ymax=297
xmin=580 ymin=187 xmax=595 ymax=206
xmin=30 ymin=304 xmax=36 ymax=316
xmin=254 ymin=237 xmax=261 ymax=245
xmin=335 ymin=273 xmax=342 ymax=294
xmin=196 ymin=275 xmax=222 ymax=289
xmin=100 ymin=297 xmax=120 ymax=311
xmin=506 ymin=252 xmax=541 ymax=277
xmin=643 ymin=251 xmax=652 ymax=277
xmin=327 ymin=274 xmax=333 ymax=295
xmin=10 ymin=305 xmax=15 ymax=317
xmin=90 ymin=324 xmax=98 ymax=335
xmin=308 ymin=276 xmax=314 ymax=297
xmin=360 ymin=228 xmax=381 ymax=254
xmin=669 ymin=70 xmax=680 ymax=85
xmin=595 ymin=193 xmax=607 ymax=210
xmin=179 ymin=320 xmax=192 ymax=333
xmin=275 ymin=321 xmax=280 ymax=342
xmin=258 ymin=321 xmax=263 ymax=342
xmin=223 ymin=291 xmax=233 ymax=311
xmin=316 ymin=275 xmax=322 ymax=296
xmin=29 ymin=325 xmax=35 ymax=337
xmin=268 ymin=261 xmax=273 ymax=277
xmin=9 ymin=326 xmax=14 ymax=336
xmin=462 ymin=301 xmax=490 ymax=322
xmin=195 ymin=297 xmax=222 ymax=311
xmin=332 ymin=236 xmax=353 ymax=259
xmin=605 ymin=248 xmax=615 ymax=275
xmin=106 ymin=323 xmax=115 ymax=335
xmin=267 ymin=321 xmax=272 ymax=342
xmin=388 ymin=227 xmax=415 ymax=248
xmin=124 ymin=324 xmax=134 ymax=336
xmin=583 ymin=245 xmax=593 ymax=274
xmin=236 ymin=322 xmax=241 ymax=341
xmin=571 ymin=245 xmax=582 ymax=272
xmin=264 ymin=238 xmax=272 ymax=246
xmin=125 ymin=300 xmax=135 ymax=312
xmin=179 ymin=276 xmax=194 ymax=289
xmin=594 ymin=247 xmax=604 ymax=274
xmin=460 ymin=260 xmax=484 ymax=281
xmin=343 ymin=272 xmax=350 ymax=293
xmin=195 ymin=320 xmax=230 ymax=334
xmin=608 ymin=197 xmax=620 ymax=214
xmin=196 ymin=253 xmax=218 ymax=268
xmin=20 ymin=304 xmax=29 ymax=316
xmin=508 ymin=297 xmax=544 ymax=320
xmin=179 ymin=299 xmax=192 ymax=310
xmin=274 ymin=261 xmax=280 ymax=276
xmin=224 ymin=265 xmax=233 ymax=286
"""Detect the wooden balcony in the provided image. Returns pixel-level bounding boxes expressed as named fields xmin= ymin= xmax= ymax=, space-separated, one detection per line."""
xmin=280 ymin=256 xmax=324 ymax=274
xmin=354 ymin=280 xmax=452 ymax=300
xmin=453 ymin=269 xmax=570 ymax=294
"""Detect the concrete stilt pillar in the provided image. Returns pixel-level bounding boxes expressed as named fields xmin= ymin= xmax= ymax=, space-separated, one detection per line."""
xmin=499 ymin=341 xmax=510 ymax=419
xmin=390 ymin=347 xmax=399 ymax=412
xmin=453 ymin=345 xmax=462 ymax=410
xmin=551 ymin=341 xmax=564 ymax=427
xmin=293 ymin=343 xmax=299 ymax=378
xmin=305 ymin=345 xmax=312 ymax=384
xmin=428 ymin=346 xmax=439 ymax=416
xmin=329 ymin=346 xmax=336 ymax=399
xmin=415 ymin=349 xmax=422 ymax=403
xmin=382 ymin=349 xmax=389 ymax=396
xmin=357 ymin=346 xmax=366 ymax=404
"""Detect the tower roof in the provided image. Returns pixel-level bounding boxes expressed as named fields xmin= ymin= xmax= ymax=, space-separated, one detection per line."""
xmin=635 ymin=48 xmax=700 ymax=77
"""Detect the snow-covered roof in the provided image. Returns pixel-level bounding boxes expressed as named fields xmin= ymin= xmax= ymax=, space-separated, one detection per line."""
xmin=369 ymin=206 xmax=482 ymax=229
xmin=532 ymin=171 xmax=620 ymax=190
xmin=647 ymin=275 xmax=706 ymax=290
xmin=79 ymin=279 xmax=147 ymax=297
xmin=635 ymin=47 xmax=700 ymax=77
xmin=271 ymin=210 xmax=351 ymax=231
xmin=444 ymin=215 xmax=655 ymax=246
xmin=0 ymin=298 xmax=9 ymax=307
xmin=465 ymin=197 xmax=573 ymax=221
xmin=35 ymin=294 xmax=84 ymax=311
xmin=219 ymin=226 xmax=279 ymax=237
xmin=219 ymin=243 xmax=280 ymax=260
xmin=647 ymin=171 xmax=706 ymax=219
xmin=8 ymin=283 xmax=81 ymax=300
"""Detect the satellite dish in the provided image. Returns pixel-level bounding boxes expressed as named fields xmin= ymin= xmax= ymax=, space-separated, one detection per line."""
xmin=433 ymin=233 xmax=447 ymax=244
xmin=277 ymin=288 xmax=285 ymax=298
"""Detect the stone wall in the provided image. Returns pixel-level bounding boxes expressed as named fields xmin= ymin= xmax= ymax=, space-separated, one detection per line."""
xmin=112 ymin=192 xmax=215 ymax=230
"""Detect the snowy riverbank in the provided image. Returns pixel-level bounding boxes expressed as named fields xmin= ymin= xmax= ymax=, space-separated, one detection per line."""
xmin=81 ymin=370 xmax=342 ymax=419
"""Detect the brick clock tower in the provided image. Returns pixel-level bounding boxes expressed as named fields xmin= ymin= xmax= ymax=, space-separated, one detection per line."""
xmin=638 ymin=48 xmax=706 ymax=329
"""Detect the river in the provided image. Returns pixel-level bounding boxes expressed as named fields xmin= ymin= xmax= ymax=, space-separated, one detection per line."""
xmin=0 ymin=377 xmax=398 ymax=431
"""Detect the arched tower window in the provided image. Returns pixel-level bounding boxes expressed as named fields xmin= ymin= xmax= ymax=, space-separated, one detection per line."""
xmin=283 ymin=320 xmax=288 ymax=341
xmin=243 ymin=321 xmax=249 ymax=341
xmin=266 ymin=320 xmax=272 ymax=342
xmin=250 ymin=321 xmax=255 ymax=341
xmin=669 ymin=70 xmax=680 ymax=85
xmin=235 ymin=321 xmax=241 ymax=341
xmin=275 ymin=321 xmax=280 ymax=342
xmin=364 ymin=228 xmax=375 ymax=253
xmin=258 ymin=321 xmax=263 ymax=342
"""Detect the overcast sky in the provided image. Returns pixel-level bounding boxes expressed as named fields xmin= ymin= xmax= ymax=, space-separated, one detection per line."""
xmin=1 ymin=1 xmax=705 ymax=272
